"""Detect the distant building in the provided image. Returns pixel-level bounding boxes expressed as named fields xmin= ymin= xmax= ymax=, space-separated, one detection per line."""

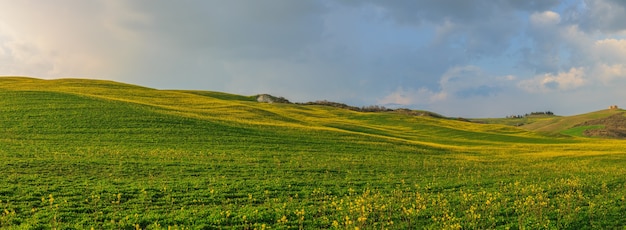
xmin=257 ymin=94 xmax=274 ymax=103
xmin=256 ymin=94 xmax=291 ymax=104
xmin=609 ymin=105 xmax=619 ymax=110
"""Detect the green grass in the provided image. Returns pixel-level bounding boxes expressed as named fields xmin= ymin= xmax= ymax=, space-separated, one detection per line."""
xmin=172 ymin=90 xmax=258 ymax=102
xmin=471 ymin=115 xmax=556 ymax=127
xmin=521 ymin=109 xmax=624 ymax=134
xmin=561 ymin=125 xmax=605 ymax=137
xmin=1 ymin=77 xmax=626 ymax=229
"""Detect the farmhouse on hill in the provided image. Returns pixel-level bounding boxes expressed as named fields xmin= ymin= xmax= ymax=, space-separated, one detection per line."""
xmin=609 ymin=105 xmax=619 ymax=110
xmin=256 ymin=94 xmax=291 ymax=104
xmin=256 ymin=94 xmax=274 ymax=103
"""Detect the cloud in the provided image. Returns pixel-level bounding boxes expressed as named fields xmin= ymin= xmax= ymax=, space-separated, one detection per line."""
xmin=0 ymin=1 xmax=149 ymax=78
xmin=520 ymin=10 xmax=566 ymax=73
xmin=530 ymin=11 xmax=561 ymax=27
xmin=455 ymin=85 xmax=501 ymax=98
xmin=377 ymin=87 xmax=446 ymax=106
xmin=342 ymin=0 xmax=560 ymax=25
xmin=0 ymin=0 xmax=329 ymax=78
xmin=120 ymin=0 xmax=328 ymax=59
xmin=518 ymin=67 xmax=586 ymax=93
xmin=439 ymin=66 xmax=486 ymax=93
xmin=335 ymin=0 xmax=564 ymax=64
xmin=378 ymin=65 xmax=516 ymax=107
xmin=592 ymin=39 xmax=626 ymax=63
xmin=594 ymin=64 xmax=626 ymax=84
xmin=577 ymin=0 xmax=626 ymax=33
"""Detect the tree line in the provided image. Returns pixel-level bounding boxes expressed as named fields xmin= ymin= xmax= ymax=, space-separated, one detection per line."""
xmin=258 ymin=94 xmax=441 ymax=116
xmin=299 ymin=100 xmax=393 ymax=112
xmin=506 ymin=111 xmax=554 ymax=118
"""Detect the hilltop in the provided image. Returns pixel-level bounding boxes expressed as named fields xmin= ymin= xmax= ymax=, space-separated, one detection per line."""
xmin=518 ymin=109 xmax=626 ymax=138
xmin=0 ymin=77 xmax=622 ymax=141
xmin=472 ymin=108 xmax=626 ymax=139
xmin=253 ymin=91 xmax=626 ymax=140
xmin=0 ymin=77 xmax=559 ymax=149
xmin=0 ymin=77 xmax=623 ymax=142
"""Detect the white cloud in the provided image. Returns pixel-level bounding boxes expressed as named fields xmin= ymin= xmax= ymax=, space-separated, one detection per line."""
xmin=377 ymin=87 xmax=446 ymax=106
xmin=378 ymin=65 xmax=516 ymax=107
xmin=498 ymin=75 xmax=517 ymax=81
xmin=593 ymin=39 xmax=626 ymax=63
xmin=439 ymin=65 xmax=483 ymax=89
xmin=530 ymin=11 xmax=561 ymax=27
xmin=522 ymin=11 xmax=565 ymax=73
xmin=594 ymin=64 xmax=626 ymax=84
xmin=0 ymin=1 xmax=144 ymax=79
xmin=518 ymin=67 xmax=586 ymax=93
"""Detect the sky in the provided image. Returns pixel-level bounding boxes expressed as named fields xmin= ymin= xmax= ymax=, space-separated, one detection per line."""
xmin=1 ymin=0 xmax=626 ymax=117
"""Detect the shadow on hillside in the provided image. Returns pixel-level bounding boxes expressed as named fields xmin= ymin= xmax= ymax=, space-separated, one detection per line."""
xmin=575 ymin=112 xmax=626 ymax=138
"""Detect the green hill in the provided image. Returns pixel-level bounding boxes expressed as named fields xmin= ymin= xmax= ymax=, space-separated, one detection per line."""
xmin=0 ymin=77 xmax=565 ymax=150
xmin=1 ymin=77 xmax=626 ymax=229
xmin=473 ymin=109 xmax=626 ymax=139
xmin=520 ymin=109 xmax=626 ymax=138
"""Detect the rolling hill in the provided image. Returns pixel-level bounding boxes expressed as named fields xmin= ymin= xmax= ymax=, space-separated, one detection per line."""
xmin=472 ymin=109 xmax=626 ymax=139
xmin=521 ymin=109 xmax=626 ymax=138
xmin=0 ymin=77 xmax=570 ymax=150
xmin=1 ymin=77 xmax=626 ymax=229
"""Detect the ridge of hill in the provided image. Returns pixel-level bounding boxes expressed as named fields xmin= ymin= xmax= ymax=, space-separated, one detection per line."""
xmin=521 ymin=109 xmax=626 ymax=138
xmin=574 ymin=112 xmax=626 ymax=138
xmin=0 ymin=77 xmax=568 ymax=150
xmin=1 ymin=77 xmax=623 ymax=141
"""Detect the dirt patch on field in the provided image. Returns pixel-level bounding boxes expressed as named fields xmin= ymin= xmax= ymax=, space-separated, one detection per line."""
xmin=574 ymin=113 xmax=626 ymax=138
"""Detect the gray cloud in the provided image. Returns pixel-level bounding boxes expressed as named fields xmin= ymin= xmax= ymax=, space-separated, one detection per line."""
xmin=340 ymin=0 xmax=561 ymax=58
xmin=341 ymin=0 xmax=559 ymax=24
xmin=121 ymin=0 xmax=328 ymax=59
xmin=455 ymin=85 xmax=501 ymax=98
xmin=576 ymin=0 xmax=626 ymax=33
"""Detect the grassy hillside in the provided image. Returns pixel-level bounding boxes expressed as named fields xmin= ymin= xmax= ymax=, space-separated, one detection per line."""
xmin=476 ymin=110 xmax=626 ymax=139
xmin=1 ymin=77 xmax=626 ymax=229
xmin=471 ymin=115 xmax=557 ymax=127
xmin=521 ymin=110 xmax=626 ymax=136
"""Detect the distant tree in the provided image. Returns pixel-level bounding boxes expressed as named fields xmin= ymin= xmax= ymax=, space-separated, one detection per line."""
xmin=360 ymin=105 xmax=390 ymax=112
xmin=301 ymin=100 xmax=360 ymax=111
xmin=256 ymin=94 xmax=291 ymax=104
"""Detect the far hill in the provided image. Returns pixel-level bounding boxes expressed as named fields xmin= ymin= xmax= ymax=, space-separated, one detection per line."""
xmin=2 ymin=77 xmax=623 ymax=141
xmin=471 ymin=113 xmax=557 ymax=127
xmin=0 ymin=77 xmax=573 ymax=152
xmin=521 ymin=109 xmax=626 ymax=138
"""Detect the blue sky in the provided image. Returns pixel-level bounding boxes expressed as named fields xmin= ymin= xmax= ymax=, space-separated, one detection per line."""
xmin=1 ymin=0 xmax=626 ymax=117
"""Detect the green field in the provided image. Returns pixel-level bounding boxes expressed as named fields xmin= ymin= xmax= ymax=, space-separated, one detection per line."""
xmin=560 ymin=125 xmax=605 ymax=137
xmin=1 ymin=77 xmax=626 ymax=229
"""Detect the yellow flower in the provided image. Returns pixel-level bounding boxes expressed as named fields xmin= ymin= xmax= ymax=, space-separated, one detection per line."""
xmin=277 ymin=215 xmax=288 ymax=224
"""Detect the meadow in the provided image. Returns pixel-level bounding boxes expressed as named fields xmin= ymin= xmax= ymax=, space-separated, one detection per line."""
xmin=1 ymin=77 xmax=626 ymax=229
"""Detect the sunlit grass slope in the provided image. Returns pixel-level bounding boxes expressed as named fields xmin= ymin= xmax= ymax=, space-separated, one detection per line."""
xmin=471 ymin=115 xmax=556 ymax=127
xmin=522 ymin=109 xmax=624 ymax=135
xmin=0 ymin=77 xmax=568 ymax=149
xmin=1 ymin=77 xmax=626 ymax=229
